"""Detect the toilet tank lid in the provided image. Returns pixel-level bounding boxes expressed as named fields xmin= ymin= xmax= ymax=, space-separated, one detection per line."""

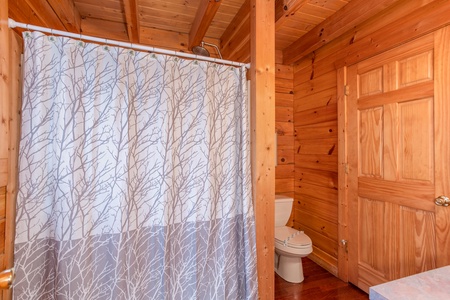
xmin=275 ymin=195 xmax=293 ymax=203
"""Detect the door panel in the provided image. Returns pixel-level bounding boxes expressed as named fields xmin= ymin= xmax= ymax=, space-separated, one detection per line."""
xmin=399 ymin=207 xmax=436 ymax=277
xmin=345 ymin=30 xmax=450 ymax=292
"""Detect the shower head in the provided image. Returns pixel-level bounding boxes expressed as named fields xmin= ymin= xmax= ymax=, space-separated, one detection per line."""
xmin=192 ymin=42 xmax=211 ymax=57
xmin=192 ymin=41 xmax=223 ymax=59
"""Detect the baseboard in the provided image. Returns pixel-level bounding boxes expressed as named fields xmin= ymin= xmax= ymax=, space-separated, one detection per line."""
xmin=308 ymin=246 xmax=338 ymax=276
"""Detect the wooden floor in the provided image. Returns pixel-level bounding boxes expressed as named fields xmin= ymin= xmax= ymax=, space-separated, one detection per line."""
xmin=275 ymin=258 xmax=369 ymax=300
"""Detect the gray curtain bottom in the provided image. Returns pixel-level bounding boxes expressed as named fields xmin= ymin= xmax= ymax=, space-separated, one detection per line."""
xmin=14 ymin=215 xmax=257 ymax=300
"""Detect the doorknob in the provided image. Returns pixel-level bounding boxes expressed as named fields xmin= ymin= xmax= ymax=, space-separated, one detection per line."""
xmin=435 ymin=195 xmax=450 ymax=207
xmin=0 ymin=268 xmax=14 ymax=289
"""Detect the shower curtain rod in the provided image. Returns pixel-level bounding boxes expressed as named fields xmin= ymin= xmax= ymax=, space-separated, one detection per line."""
xmin=8 ymin=18 xmax=251 ymax=69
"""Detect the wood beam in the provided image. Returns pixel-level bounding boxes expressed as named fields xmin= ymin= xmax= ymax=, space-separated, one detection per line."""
xmin=12 ymin=0 xmax=81 ymax=33
xmin=47 ymin=0 xmax=81 ymax=33
xmin=283 ymin=0 xmax=400 ymax=65
xmin=123 ymin=0 xmax=140 ymax=43
xmin=188 ymin=0 xmax=222 ymax=50
xmin=251 ymin=0 xmax=275 ymax=299
xmin=275 ymin=0 xmax=308 ymax=31
xmin=8 ymin=0 xmax=47 ymax=28
xmin=0 ymin=1 xmax=16 ymax=298
xmin=0 ymin=0 xmax=9 ymax=171
xmin=23 ymin=0 xmax=66 ymax=30
xmin=221 ymin=0 xmax=250 ymax=61
xmin=5 ymin=29 xmax=21 ymax=300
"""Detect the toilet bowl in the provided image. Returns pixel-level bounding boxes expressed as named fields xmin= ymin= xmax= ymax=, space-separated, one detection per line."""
xmin=274 ymin=195 xmax=313 ymax=283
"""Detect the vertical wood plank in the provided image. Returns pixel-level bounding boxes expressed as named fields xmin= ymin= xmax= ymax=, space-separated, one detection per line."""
xmin=434 ymin=26 xmax=450 ymax=267
xmin=337 ymin=66 xmax=348 ymax=281
xmin=0 ymin=0 xmax=9 ymax=164
xmin=251 ymin=0 xmax=275 ymax=298
xmin=3 ymin=30 xmax=21 ymax=300
xmin=0 ymin=0 xmax=9 ymax=298
xmin=346 ymin=64 xmax=359 ymax=285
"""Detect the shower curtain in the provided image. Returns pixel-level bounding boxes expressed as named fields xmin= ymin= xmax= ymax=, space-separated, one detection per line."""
xmin=14 ymin=31 xmax=258 ymax=300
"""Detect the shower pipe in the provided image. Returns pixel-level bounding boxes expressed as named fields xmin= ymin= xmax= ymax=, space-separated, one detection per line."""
xmin=8 ymin=19 xmax=250 ymax=69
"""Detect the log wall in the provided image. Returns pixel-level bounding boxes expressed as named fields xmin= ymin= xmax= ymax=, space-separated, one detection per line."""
xmin=275 ymin=64 xmax=294 ymax=203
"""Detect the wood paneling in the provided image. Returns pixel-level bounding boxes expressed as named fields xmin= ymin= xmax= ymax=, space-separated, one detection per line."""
xmin=359 ymin=107 xmax=383 ymax=177
xmin=294 ymin=193 xmax=338 ymax=223
xmin=81 ymin=17 xmax=128 ymax=41
xmin=399 ymin=98 xmax=434 ymax=181
xmin=399 ymin=207 xmax=436 ymax=277
xmin=283 ymin=0 xmax=400 ymax=65
xmin=293 ymin=0 xmax=436 ymax=78
xmin=293 ymin=0 xmax=450 ymax=280
xmin=276 ymin=63 xmax=294 ymax=198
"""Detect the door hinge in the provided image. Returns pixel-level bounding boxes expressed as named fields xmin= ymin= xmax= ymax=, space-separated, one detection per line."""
xmin=344 ymin=85 xmax=350 ymax=96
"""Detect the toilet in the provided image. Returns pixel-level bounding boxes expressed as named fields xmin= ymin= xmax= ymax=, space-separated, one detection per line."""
xmin=274 ymin=194 xmax=313 ymax=283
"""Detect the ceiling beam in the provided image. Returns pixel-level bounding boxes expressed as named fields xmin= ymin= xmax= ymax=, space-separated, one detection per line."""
xmin=188 ymin=0 xmax=222 ymax=50
xmin=23 ymin=0 xmax=67 ymax=31
xmin=275 ymin=0 xmax=308 ymax=31
xmin=283 ymin=0 xmax=400 ymax=65
xmin=47 ymin=0 xmax=81 ymax=33
xmin=220 ymin=0 xmax=250 ymax=61
xmin=123 ymin=0 xmax=140 ymax=43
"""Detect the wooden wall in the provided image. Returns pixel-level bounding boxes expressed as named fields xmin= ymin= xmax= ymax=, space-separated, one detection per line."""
xmin=275 ymin=64 xmax=294 ymax=202
xmin=293 ymin=58 xmax=339 ymax=274
xmin=291 ymin=0 xmax=450 ymax=276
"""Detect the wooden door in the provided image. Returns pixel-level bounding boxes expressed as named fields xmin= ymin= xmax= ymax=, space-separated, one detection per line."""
xmin=342 ymin=27 xmax=450 ymax=292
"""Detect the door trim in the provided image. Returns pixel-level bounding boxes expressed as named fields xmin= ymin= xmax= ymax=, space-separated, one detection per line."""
xmin=337 ymin=66 xmax=348 ymax=281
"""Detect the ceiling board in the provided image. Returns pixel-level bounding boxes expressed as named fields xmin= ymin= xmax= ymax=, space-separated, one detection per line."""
xmin=10 ymin=0 xmax=402 ymax=65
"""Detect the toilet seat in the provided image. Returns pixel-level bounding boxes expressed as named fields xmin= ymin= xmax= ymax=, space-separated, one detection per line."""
xmin=275 ymin=226 xmax=312 ymax=249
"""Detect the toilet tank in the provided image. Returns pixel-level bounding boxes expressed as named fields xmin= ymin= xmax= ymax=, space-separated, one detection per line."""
xmin=275 ymin=195 xmax=293 ymax=227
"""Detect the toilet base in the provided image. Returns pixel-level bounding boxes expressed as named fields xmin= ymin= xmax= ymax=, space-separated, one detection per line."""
xmin=274 ymin=253 xmax=305 ymax=283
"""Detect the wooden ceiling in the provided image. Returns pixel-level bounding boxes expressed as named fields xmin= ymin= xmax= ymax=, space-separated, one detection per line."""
xmin=8 ymin=0 xmax=400 ymax=64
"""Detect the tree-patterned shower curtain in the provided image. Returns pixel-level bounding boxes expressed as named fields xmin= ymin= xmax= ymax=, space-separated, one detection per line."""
xmin=14 ymin=31 xmax=258 ymax=300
